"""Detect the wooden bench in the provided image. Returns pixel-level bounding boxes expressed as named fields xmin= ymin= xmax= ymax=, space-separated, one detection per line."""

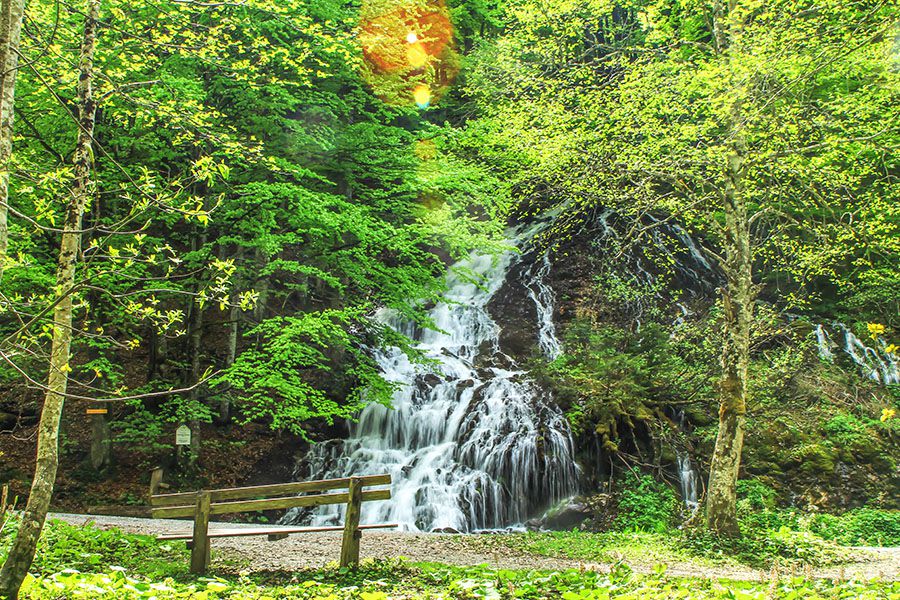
xmin=149 ymin=474 xmax=394 ymax=573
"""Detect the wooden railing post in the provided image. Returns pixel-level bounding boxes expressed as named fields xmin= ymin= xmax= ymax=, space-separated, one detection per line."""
xmin=1 ymin=484 xmax=9 ymax=529
xmin=339 ymin=477 xmax=362 ymax=568
xmin=190 ymin=490 xmax=211 ymax=574
xmin=149 ymin=467 xmax=164 ymax=497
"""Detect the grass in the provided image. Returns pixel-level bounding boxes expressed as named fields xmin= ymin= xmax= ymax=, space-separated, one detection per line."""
xmin=480 ymin=526 xmax=859 ymax=571
xmin=12 ymin=558 xmax=900 ymax=599
xmin=475 ymin=530 xmax=725 ymax=567
xmin=2 ymin=517 xmax=898 ymax=599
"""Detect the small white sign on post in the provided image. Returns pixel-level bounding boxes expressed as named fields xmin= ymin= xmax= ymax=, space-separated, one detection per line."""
xmin=175 ymin=425 xmax=191 ymax=446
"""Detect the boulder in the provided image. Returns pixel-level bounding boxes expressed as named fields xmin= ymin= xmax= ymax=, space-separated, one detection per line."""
xmin=543 ymin=498 xmax=593 ymax=530
xmin=420 ymin=374 xmax=442 ymax=388
xmin=431 ymin=526 xmax=461 ymax=534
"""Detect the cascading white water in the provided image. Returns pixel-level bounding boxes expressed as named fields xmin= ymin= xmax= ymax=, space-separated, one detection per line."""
xmin=815 ymin=323 xmax=898 ymax=385
xmin=672 ymin=409 xmax=700 ymax=511
xmin=676 ymin=452 xmax=700 ymax=512
xmin=815 ymin=324 xmax=835 ymax=361
xmin=286 ymin=225 xmax=579 ymax=532
xmin=523 ymin=253 xmax=562 ymax=360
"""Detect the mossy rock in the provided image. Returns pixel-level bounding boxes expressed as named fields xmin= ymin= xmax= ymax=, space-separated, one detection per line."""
xmin=744 ymin=461 xmax=786 ymax=479
xmin=790 ymin=444 xmax=838 ymax=475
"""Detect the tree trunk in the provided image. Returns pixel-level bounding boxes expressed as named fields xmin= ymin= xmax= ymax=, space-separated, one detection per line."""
xmin=188 ymin=310 xmax=202 ymax=463
xmin=89 ymin=412 xmax=111 ymax=471
xmin=218 ymin=246 xmax=242 ymax=423
xmin=0 ymin=2 xmax=99 ymax=597
xmin=0 ymin=0 xmax=25 ymax=282
xmin=706 ymin=106 xmax=752 ymax=537
xmin=253 ymin=247 xmax=268 ymax=325
xmin=186 ymin=219 xmax=207 ymax=464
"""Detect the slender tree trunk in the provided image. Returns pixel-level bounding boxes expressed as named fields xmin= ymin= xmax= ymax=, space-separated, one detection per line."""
xmin=184 ymin=218 xmax=208 ymax=464
xmin=188 ymin=293 xmax=203 ymax=463
xmin=89 ymin=412 xmax=111 ymax=471
xmin=706 ymin=105 xmax=752 ymax=536
xmin=0 ymin=2 xmax=100 ymax=597
xmin=253 ymin=247 xmax=268 ymax=324
xmin=0 ymin=0 xmax=25 ymax=282
xmin=702 ymin=0 xmax=754 ymax=538
xmin=219 ymin=247 xmax=242 ymax=423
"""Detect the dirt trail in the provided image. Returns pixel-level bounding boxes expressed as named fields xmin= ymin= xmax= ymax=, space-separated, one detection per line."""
xmin=51 ymin=513 xmax=899 ymax=582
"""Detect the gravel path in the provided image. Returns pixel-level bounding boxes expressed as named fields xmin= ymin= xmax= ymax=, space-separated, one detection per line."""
xmin=51 ymin=513 xmax=899 ymax=582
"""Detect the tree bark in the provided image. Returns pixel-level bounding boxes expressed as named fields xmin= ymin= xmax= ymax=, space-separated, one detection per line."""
xmin=0 ymin=0 xmax=25 ymax=282
xmin=253 ymin=247 xmax=268 ymax=324
xmin=706 ymin=105 xmax=752 ymax=537
xmin=217 ymin=245 xmax=242 ymax=423
xmin=89 ymin=412 xmax=111 ymax=471
xmin=0 ymin=2 xmax=100 ymax=596
xmin=188 ymin=292 xmax=203 ymax=464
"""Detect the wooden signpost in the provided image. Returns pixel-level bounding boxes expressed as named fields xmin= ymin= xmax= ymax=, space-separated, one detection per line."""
xmin=174 ymin=425 xmax=191 ymax=464
xmin=175 ymin=425 xmax=191 ymax=446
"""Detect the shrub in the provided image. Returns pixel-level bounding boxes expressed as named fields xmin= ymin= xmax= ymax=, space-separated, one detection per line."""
xmin=680 ymin=525 xmax=849 ymax=568
xmin=736 ymin=479 xmax=778 ymax=511
xmin=615 ymin=475 xmax=679 ymax=533
xmin=809 ymin=508 xmax=900 ymax=546
xmin=0 ymin=516 xmax=188 ymax=578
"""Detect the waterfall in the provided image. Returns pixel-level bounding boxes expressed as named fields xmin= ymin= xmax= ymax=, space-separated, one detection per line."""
xmin=815 ymin=324 xmax=834 ymax=361
xmin=676 ymin=452 xmax=700 ymax=512
xmin=816 ymin=322 xmax=898 ymax=386
xmin=672 ymin=409 xmax=700 ymax=511
xmin=286 ymin=224 xmax=579 ymax=532
xmin=523 ymin=253 xmax=562 ymax=360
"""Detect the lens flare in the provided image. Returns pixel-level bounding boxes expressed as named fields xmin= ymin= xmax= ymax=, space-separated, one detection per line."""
xmin=407 ymin=42 xmax=429 ymax=68
xmin=413 ymin=84 xmax=432 ymax=108
xmin=359 ymin=0 xmax=459 ymax=108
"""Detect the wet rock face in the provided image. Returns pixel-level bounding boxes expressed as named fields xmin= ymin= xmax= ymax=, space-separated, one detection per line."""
xmin=486 ymin=260 xmax=541 ymax=358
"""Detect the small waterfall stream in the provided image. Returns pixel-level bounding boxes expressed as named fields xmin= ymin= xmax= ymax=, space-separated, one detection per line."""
xmin=815 ymin=323 xmax=899 ymax=385
xmin=523 ymin=253 xmax=563 ymax=360
xmin=676 ymin=453 xmax=700 ymax=511
xmin=672 ymin=409 xmax=700 ymax=511
xmin=287 ymin=224 xmax=579 ymax=532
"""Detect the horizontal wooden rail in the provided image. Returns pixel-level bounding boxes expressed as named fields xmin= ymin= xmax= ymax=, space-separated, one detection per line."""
xmin=151 ymin=488 xmax=391 ymax=519
xmin=157 ymin=522 xmax=398 ymax=541
xmin=150 ymin=474 xmax=391 ymax=507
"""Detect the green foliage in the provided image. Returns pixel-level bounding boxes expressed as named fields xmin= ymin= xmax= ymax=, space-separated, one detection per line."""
xmin=738 ymin=506 xmax=900 ymax=548
xmin=4 ymin=519 xmax=897 ymax=599
xmin=465 ymin=0 xmax=899 ymax=320
xmin=0 ymin=517 xmax=188 ymax=579
xmin=736 ymin=480 xmax=778 ymax=511
xmin=679 ymin=527 xmax=850 ymax=569
xmin=806 ymin=509 xmax=900 ymax=547
xmin=0 ymin=0 xmax=510 ymax=447
xmin=535 ymin=318 xmax=713 ymax=447
xmin=213 ymin=309 xmax=396 ymax=437
xmin=616 ymin=475 xmax=679 ymax=534
xmin=822 ymin=413 xmax=871 ymax=450
xmin=15 ymin=562 xmax=899 ymax=599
